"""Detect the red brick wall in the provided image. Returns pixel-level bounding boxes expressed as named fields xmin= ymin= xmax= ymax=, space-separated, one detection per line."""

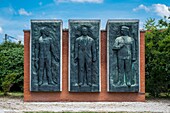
xmin=24 ymin=30 xmax=145 ymax=102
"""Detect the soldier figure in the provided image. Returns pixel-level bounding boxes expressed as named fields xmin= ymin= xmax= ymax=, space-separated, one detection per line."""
xmin=112 ymin=26 xmax=136 ymax=87
xmin=74 ymin=26 xmax=96 ymax=86
xmin=35 ymin=27 xmax=59 ymax=86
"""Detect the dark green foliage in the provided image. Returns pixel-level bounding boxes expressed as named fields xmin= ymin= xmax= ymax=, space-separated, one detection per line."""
xmin=0 ymin=41 xmax=24 ymax=95
xmin=145 ymin=17 xmax=170 ymax=97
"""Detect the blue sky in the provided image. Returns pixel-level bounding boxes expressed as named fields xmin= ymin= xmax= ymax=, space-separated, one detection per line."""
xmin=0 ymin=0 xmax=170 ymax=43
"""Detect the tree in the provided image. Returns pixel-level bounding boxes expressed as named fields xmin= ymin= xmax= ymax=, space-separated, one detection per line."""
xmin=0 ymin=41 xmax=24 ymax=95
xmin=144 ymin=17 xmax=170 ymax=97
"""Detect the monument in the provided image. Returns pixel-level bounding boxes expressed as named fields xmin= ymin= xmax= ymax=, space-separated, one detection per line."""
xmin=69 ymin=20 xmax=100 ymax=92
xmin=24 ymin=19 xmax=145 ymax=102
xmin=30 ymin=20 xmax=62 ymax=91
xmin=107 ymin=19 xmax=139 ymax=92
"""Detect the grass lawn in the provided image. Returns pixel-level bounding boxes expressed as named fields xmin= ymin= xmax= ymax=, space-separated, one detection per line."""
xmin=0 ymin=91 xmax=23 ymax=98
xmin=0 ymin=91 xmax=169 ymax=99
xmin=145 ymin=92 xmax=170 ymax=99
xmin=25 ymin=111 xmax=152 ymax=113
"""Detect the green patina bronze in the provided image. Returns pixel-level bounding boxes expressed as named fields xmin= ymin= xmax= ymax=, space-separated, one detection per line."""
xmin=107 ymin=20 xmax=139 ymax=92
xmin=30 ymin=20 xmax=62 ymax=91
xmin=69 ymin=20 xmax=100 ymax=92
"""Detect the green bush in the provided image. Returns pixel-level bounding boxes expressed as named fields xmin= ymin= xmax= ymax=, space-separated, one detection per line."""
xmin=145 ymin=18 xmax=170 ymax=97
xmin=0 ymin=41 xmax=23 ymax=95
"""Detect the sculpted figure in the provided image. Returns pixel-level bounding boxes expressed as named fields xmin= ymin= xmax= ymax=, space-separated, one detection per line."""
xmin=112 ymin=26 xmax=136 ymax=87
xmin=35 ymin=27 xmax=59 ymax=86
xmin=74 ymin=26 xmax=96 ymax=86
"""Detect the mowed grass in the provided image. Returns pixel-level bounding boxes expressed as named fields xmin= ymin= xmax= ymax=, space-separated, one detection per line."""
xmin=0 ymin=91 xmax=169 ymax=99
xmin=145 ymin=92 xmax=170 ymax=99
xmin=25 ymin=112 xmax=155 ymax=113
xmin=0 ymin=91 xmax=23 ymax=98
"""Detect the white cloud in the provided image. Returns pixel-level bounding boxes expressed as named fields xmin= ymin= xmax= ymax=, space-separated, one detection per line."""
xmin=42 ymin=12 xmax=46 ymax=15
xmin=10 ymin=35 xmax=24 ymax=44
xmin=133 ymin=4 xmax=150 ymax=12
xmin=6 ymin=7 xmax=16 ymax=15
xmin=0 ymin=6 xmax=17 ymax=16
xmin=18 ymin=8 xmax=32 ymax=16
xmin=39 ymin=2 xmax=42 ymax=6
xmin=17 ymin=35 xmax=24 ymax=42
xmin=8 ymin=7 xmax=16 ymax=14
xmin=0 ymin=27 xmax=3 ymax=34
xmin=139 ymin=21 xmax=144 ymax=29
xmin=56 ymin=0 xmax=103 ymax=3
xmin=133 ymin=4 xmax=170 ymax=18
xmin=24 ymin=24 xmax=29 ymax=29
xmin=153 ymin=4 xmax=170 ymax=18
xmin=0 ymin=17 xmax=28 ymax=44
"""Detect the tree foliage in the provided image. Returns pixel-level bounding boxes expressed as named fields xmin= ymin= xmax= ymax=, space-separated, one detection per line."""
xmin=0 ymin=41 xmax=24 ymax=95
xmin=144 ymin=17 xmax=170 ymax=97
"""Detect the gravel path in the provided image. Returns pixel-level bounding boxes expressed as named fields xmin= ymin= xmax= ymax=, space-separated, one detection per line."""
xmin=0 ymin=97 xmax=169 ymax=113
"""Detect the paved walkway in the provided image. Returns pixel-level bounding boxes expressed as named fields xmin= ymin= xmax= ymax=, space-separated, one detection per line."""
xmin=0 ymin=97 xmax=169 ymax=113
